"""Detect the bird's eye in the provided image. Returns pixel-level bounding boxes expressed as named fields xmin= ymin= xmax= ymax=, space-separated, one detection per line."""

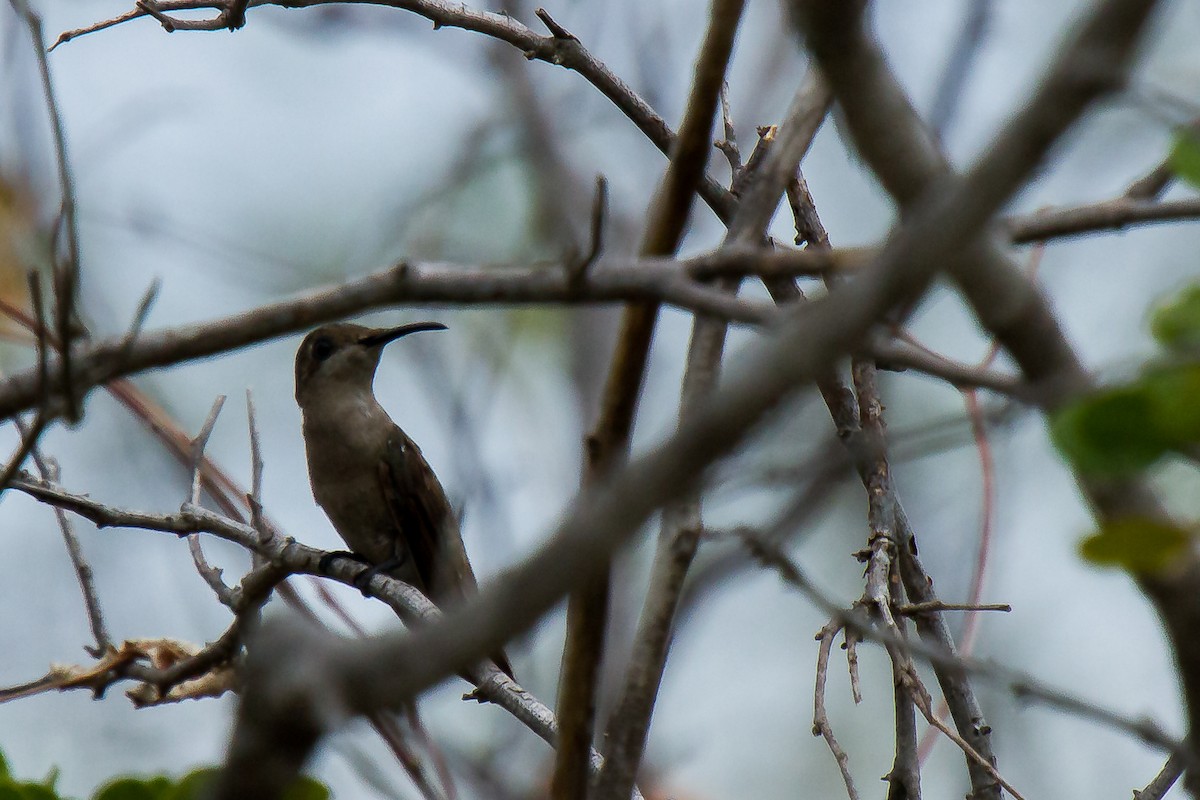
xmin=311 ymin=336 xmax=335 ymax=362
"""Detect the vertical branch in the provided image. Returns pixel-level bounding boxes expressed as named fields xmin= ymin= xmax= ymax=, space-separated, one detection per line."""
xmin=554 ymin=2 xmax=747 ymax=798
xmin=887 ymin=637 xmax=920 ymax=800
xmin=187 ymin=396 xmax=234 ymax=603
xmin=814 ymin=620 xmax=861 ymax=800
xmin=8 ymin=0 xmax=84 ymax=422
xmin=245 ymin=389 xmax=267 ymax=547
xmin=593 ymin=74 xmax=830 ymax=800
xmin=0 ymin=274 xmax=53 ymax=491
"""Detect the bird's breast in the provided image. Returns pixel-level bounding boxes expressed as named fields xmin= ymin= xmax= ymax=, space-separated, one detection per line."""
xmin=301 ymin=396 xmax=400 ymax=564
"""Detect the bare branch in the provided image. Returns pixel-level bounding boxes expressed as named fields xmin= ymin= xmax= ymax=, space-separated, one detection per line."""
xmin=9 ymin=0 xmax=84 ymax=423
xmin=245 ymin=389 xmax=267 ymax=546
xmin=9 ymin=474 xmax=626 ymax=791
xmin=791 ymin=1 xmax=1168 ymax=793
xmin=0 ymin=257 xmax=785 ymax=423
xmin=559 ymin=2 xmax=747 ymax=796
xmin=0 ymin=274 xmax=53 ymax=491
xmin=814 ymin=620 xmax=861 ymax=800
xmin=1133 ymin=753 xmax=1185 ymax=800
xmin=595 ymin=68 xmax=832 ymax=800
xmin=1006 ymin=196 xmax=1200 ymax=243
xmin=186 ymin=397 xmax=233 ymax=603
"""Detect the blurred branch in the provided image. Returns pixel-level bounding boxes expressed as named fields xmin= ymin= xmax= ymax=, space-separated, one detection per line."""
xmin=0 ymin=274 xmax=53 ymax=491
xmin=868 ymin=338 xmax=1028 ymax=398
xmin=1006 ymin=196 xmax=1200 ymax=243
xmin=561 ymin=2 xmax=745 ymax=796
xmin=595 ymin=70 xmax=831 ymax=800
xmin=928 ymin=0 xmax=993 ymax=138
xmin=8 ymin=0 xmax=84 ymax=423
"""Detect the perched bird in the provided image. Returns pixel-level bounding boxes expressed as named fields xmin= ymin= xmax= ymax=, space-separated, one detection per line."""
xmin=294 ymin=321 xmax=512 ymax=675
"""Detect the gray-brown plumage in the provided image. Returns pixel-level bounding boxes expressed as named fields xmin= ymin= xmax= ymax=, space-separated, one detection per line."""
xmin=295 ymin=321 xmax=511 ymax=675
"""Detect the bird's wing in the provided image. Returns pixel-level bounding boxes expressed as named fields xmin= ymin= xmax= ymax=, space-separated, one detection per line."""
xmin=380 ymin=429 xmax=513 ymax=678
xmin=378 ymin=428 xmax=477 ymax=603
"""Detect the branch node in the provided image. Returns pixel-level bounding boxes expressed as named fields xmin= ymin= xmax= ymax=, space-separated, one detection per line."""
xmin=535 ymin=8 xmax=575 ymax=41
xmin=135 ymin=1 xmax=177 ymax=32
xmin=567 ymin=175 xmax=608 ymax=289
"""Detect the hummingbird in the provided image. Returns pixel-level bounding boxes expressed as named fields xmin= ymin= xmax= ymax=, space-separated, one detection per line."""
xmin=294 ymin=321 xmax=512 ymax=677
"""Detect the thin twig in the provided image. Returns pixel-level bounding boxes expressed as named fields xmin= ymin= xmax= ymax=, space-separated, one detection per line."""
xmin=187 ymin=397 xmax=233 ymax=603
xmin=714 ymin=82 xmax=743 ymax=177
xmin=567 ymin=175 xmax=608 ymax=286
xmin=814 ymin=620 xmax=861 ymax=800
xmin=118 ymin=279 xmax=162 ymax=362
xmin=0 ymin=275 xmax=53 ymax=492
xmin=1133 ymin=753 xmax=1185 ymax=800
xmin=189 ymin=396 xmax=227 ymax=507
xmin=897 ymin=602 xmax=1011 ymax=615
xmin=245 ymin=389 xmax=267 ymax=546
xmin=8 ymin=0 xmax=83 ymax=423
xmin=565 ymin=2 xmax=747 ymax=796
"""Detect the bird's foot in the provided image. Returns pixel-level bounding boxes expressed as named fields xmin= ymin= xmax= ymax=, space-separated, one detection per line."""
xmin=318 ymin=550 xmax=371 ymax=575
xmin=350 ymin=556 xmax=406 ymax=598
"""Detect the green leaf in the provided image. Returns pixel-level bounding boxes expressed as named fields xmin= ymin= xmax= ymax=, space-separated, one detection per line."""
xmin=1150 ymin=285 xmax=1200 ymax=351
xmin=1050 ymin=386 xmax=1171 ymax=474
xmin=0 ymin=784 xmax=64 ymax=800
xmin=1170 ymin=131 xmax=1200 ymax=190
xmin=163 ymin=770 xmax=215 ymax=800
xmin=282 ymin=777 xmax=329 ymax=800
xmin=93 ymin=777 xmax=172 ymax=800
xmin=1080 ymin=517 xmax=1192 ymax=573
xmin=164 ymin=771 xmax=326 ymax=800
xmin=1142 ymin=364 xmax=1200 ymax=443
xmin=20 ymin=786 xmax=60 ymax=800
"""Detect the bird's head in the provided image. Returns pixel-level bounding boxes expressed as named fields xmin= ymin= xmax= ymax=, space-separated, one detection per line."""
xmin=294 ymin=321 xmax=447 ymax=407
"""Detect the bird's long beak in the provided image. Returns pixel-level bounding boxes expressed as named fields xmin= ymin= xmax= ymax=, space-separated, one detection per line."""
xmin=359 ymin=322 xmax=447 ymax=348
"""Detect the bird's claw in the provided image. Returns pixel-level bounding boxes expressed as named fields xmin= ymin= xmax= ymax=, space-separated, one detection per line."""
xmin=318 ymin=549 xmax=371 ymax=575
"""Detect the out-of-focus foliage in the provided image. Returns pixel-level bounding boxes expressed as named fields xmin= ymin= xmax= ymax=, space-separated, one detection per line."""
xmin=1169 ymin=131 xmax=1200 ymax=190
xmin=0 ymin=752 xmax=328 ymax=800
xmin=1053 ymin=285 xmax=1200 ymax=476
xmin=1053 ymin=283 xmax=1200 ymax=575
xmin=1078 ymin=517 xmax=1193 ymax=574
xmin=1151 ymin=284 xmax=1200 ymax=352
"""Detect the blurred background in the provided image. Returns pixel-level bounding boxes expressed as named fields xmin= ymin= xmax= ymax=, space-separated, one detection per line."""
xmin=0 ymin=0 xmax=1199 ymax=797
